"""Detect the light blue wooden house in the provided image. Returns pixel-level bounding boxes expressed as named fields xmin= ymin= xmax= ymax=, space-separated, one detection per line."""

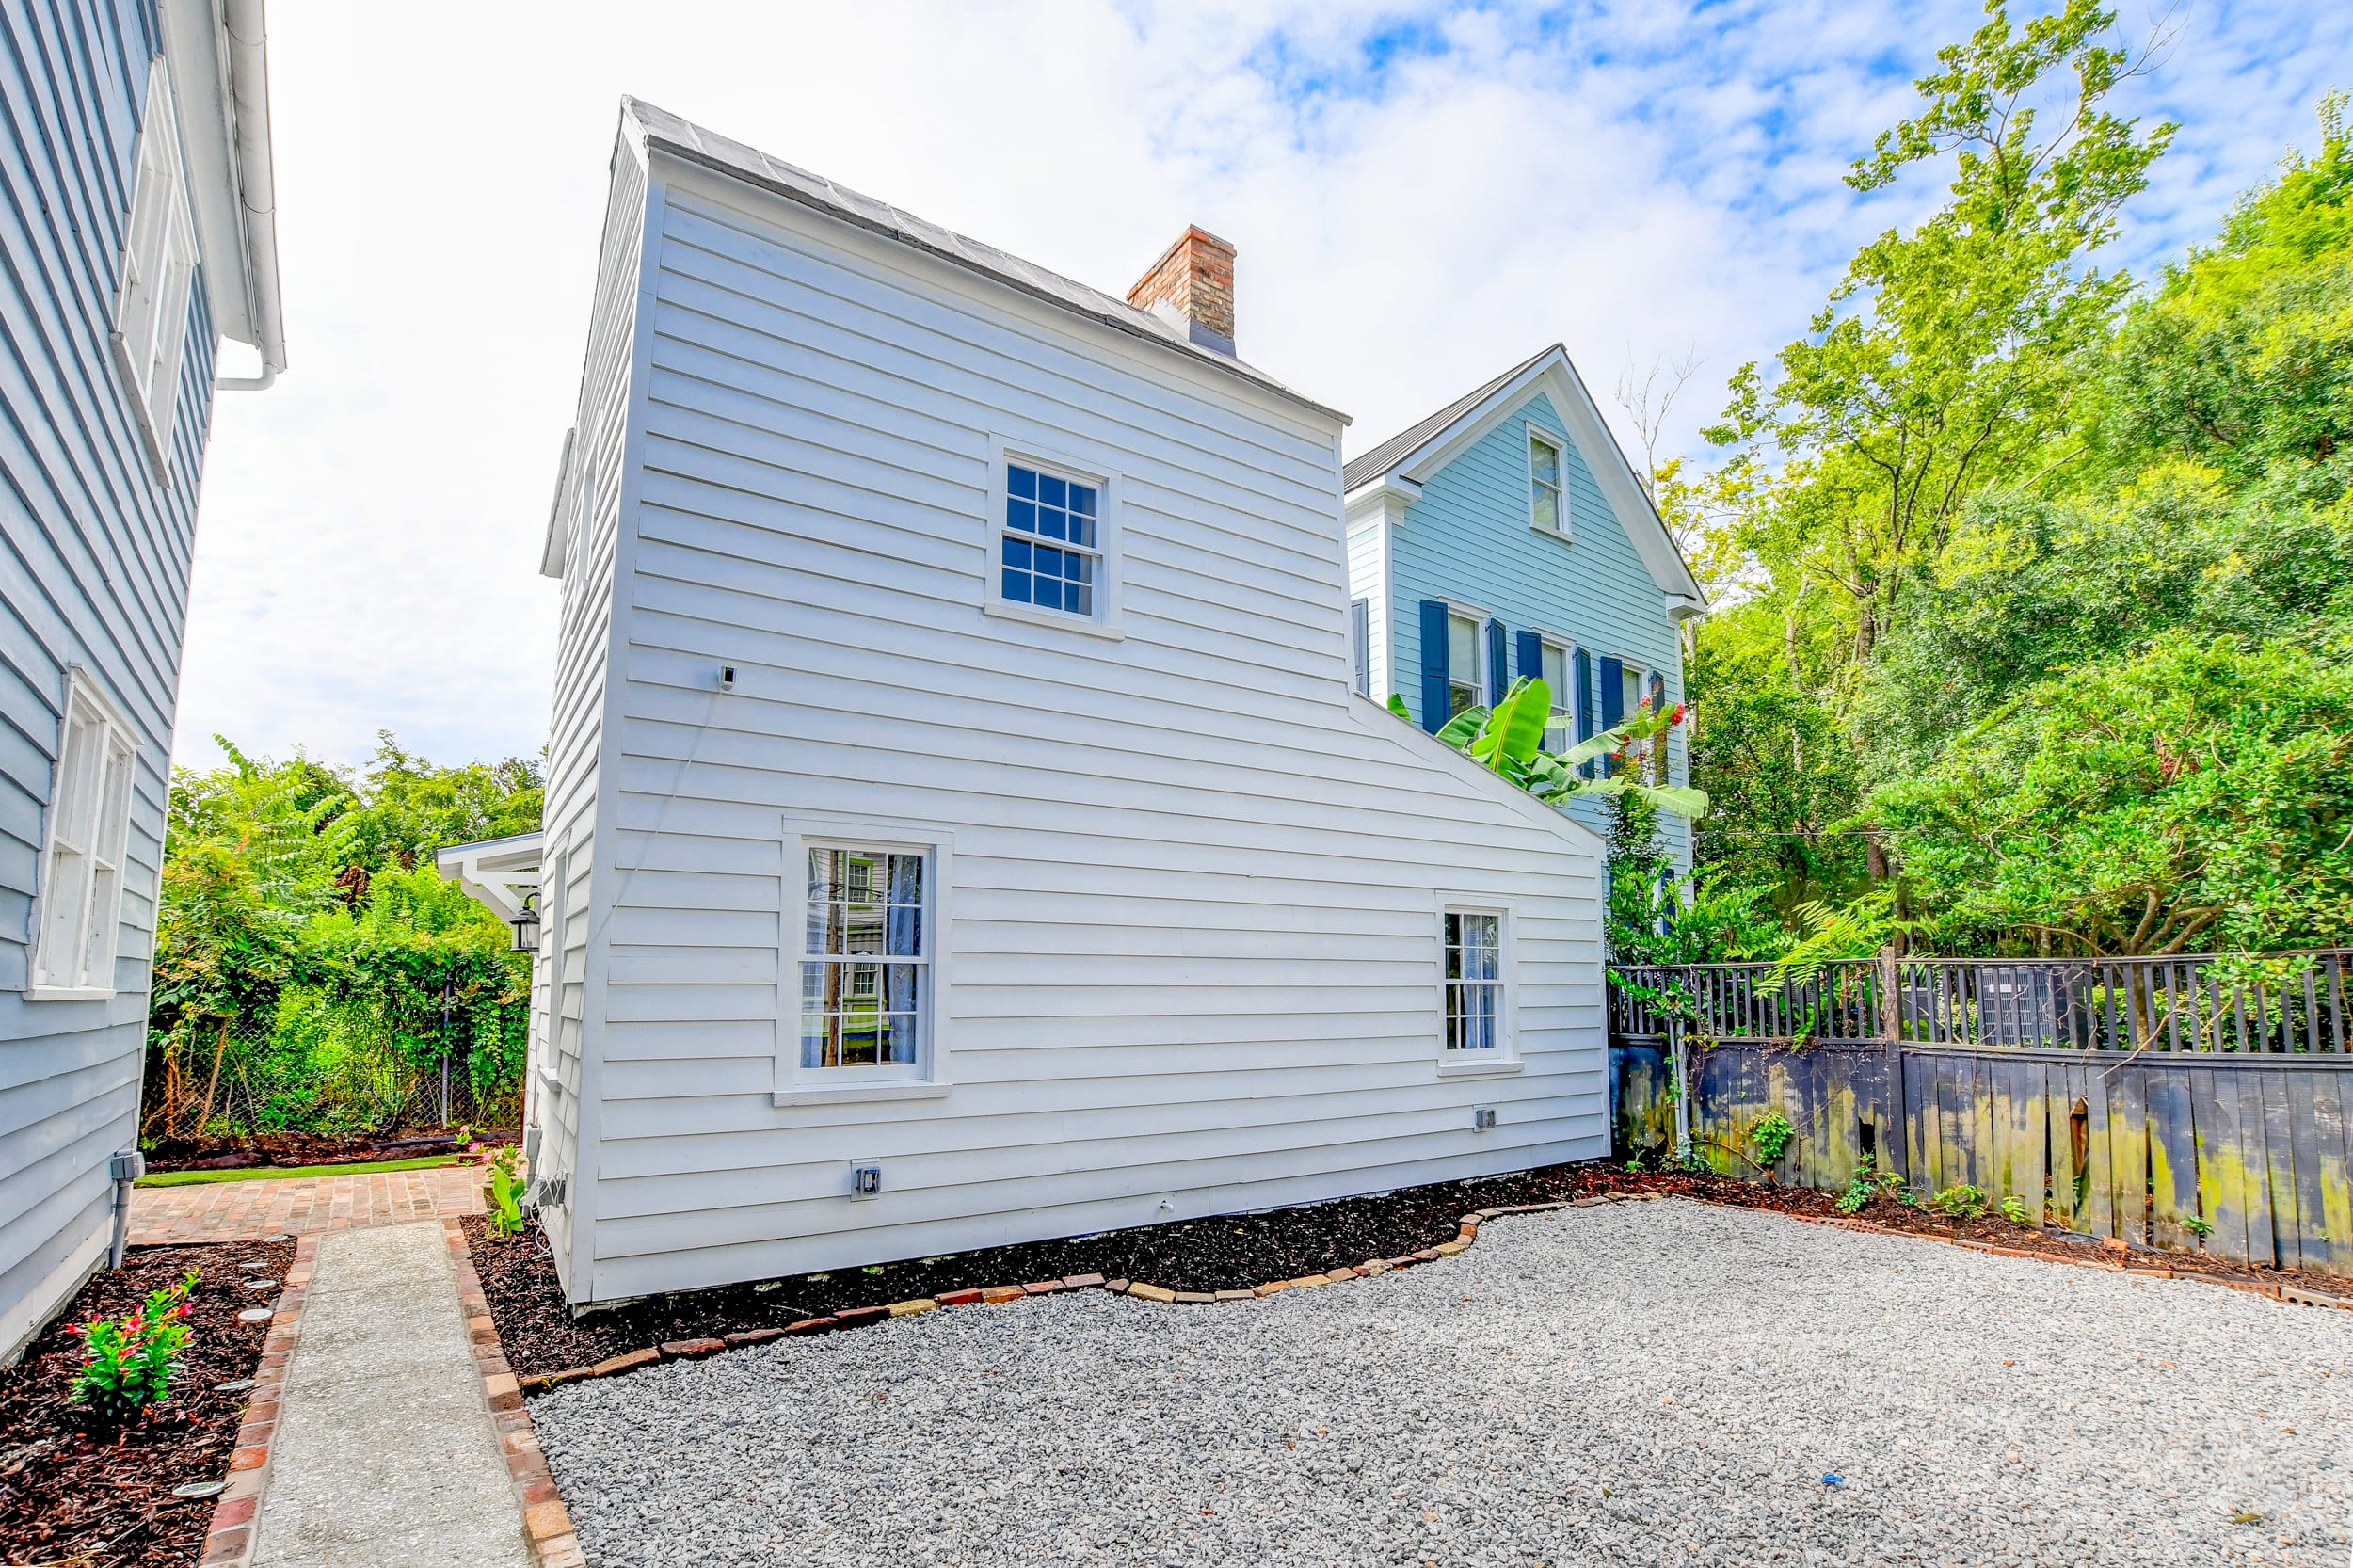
xmin=0 ymin=0 xmax=285 ymax=1362
xmin=1343 ymin=345 xmax=1707 ymax=862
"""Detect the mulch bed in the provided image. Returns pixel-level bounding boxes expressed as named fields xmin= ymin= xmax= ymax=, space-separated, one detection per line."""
xmin=142 ymin=1128 xmax=515 ymax=1175
xmin=468 ymin=1160 xmax=2349 ymax=1382
xmin=0 ymin=1238 xmax=294 ymax=1568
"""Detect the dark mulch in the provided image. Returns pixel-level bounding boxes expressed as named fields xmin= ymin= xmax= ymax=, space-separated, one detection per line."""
xmin=0 ymin=1238 xmax=294 ymax=1568
xmin=142 ymin=1128 xmax=516 ymax=1174
xmin=469 ymin=1160 xmax=2350 ymax=1382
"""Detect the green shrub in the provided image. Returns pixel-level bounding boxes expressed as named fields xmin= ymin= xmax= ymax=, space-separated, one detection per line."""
xmin=70 ymin=1269 xmax=200 ymax=1421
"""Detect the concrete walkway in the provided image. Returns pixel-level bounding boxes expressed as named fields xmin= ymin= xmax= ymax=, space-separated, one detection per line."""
xmin=249 ymin=1221 xmax=531 ymax=1568
xmin=130 ymin=1165 xmax=485 ymax=1244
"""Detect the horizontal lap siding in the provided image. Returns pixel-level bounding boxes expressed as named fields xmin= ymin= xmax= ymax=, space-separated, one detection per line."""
xmin=573 ymin=162 xmax=1608 ymax=1302
xmin=1385 ymin=392 xmax=1688 ymax=862
xmin=533 ymin=142 xmax=649 ymax=1291
xmin=0 ymin=1 xmax=219 ymax=1356
xmin=1345 ymin=520 xmax=1386 ymax=702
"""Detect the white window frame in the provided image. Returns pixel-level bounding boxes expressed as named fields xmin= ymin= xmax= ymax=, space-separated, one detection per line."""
xmin=1444 ymin=606 xmax=1485 ymax=721
xmin=111 ymin=56 xmax=200 ymax=483
xmin=981 ymin=437 xmax=1125 ymax=641
xmin=1435 ymin=894 xmax=1519 ymax=1077
xmin=1527 ymin=423 xmax=1570 ymax=543
xmin=1534 ymin=634 xmax=1577 ymax=754
xmin=776 ymin=819 xmax=954 ymax=1107
xmin=29 ymin=670 xmax=139 ymax=1000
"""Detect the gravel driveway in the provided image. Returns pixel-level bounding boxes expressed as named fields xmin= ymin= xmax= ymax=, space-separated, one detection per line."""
xmin=534 ymin=1198 xmax=2350 ymax=1566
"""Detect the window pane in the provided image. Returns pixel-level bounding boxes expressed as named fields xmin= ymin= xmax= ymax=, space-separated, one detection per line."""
xmin=1448 ymin=681 xmax=1478 ymax=720
xmin=1066 ymin=506 xmax=1095 ymax=550
xmin=1007 ymin=499 xmax=1037 ymax=534
xmin=1009 ymin=465 xmax=1037 ymax=500
xmin=1036 ymin=505 xmax=1066 ymax=542
xmin=1001 ymin=567 xmax=1032 ymax=603
xmin=1447 ymin=614 xmax=1479 ymax=678
xmin=1002 ymin=536 xmax=1032 ymax=570
xmin=1625 ymin=666 xmax=1644 ymax=713
xmin=1530 ymin=436 xmax=1560 ymax=486
xmin=1038 ymin=474 xmax=1066 ymax=509
xmin=1531 ymin=486 xmax=1559 ymax=532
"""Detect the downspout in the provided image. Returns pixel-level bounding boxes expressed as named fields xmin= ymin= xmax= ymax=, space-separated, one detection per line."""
xmin=215 ymin=0 xmax=283 ymax=391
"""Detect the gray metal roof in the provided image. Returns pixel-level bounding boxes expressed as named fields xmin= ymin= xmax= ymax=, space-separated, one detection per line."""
xmin=1341 ymin=344 xmax=1559 ymax=491
xmin=623 ymin=99 xmax=1344 ymax=424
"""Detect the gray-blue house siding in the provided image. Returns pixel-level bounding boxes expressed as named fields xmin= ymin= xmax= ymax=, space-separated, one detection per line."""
xmin=1343 ymin=346 xmax=1706 ymax=864
xmin=0 ymin=0 xmax=282 ymax=1361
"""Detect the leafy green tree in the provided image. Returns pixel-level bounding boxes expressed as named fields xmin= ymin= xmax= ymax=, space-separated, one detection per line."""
xmin=1871 ymin=633 xmax=2353 ymax=955
xmin=1704 ymin=0 xmax=2172 ymax=664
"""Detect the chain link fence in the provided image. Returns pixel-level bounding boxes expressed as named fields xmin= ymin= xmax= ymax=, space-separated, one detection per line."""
xmin=143 ymin=987 xmax=526 ymax=1141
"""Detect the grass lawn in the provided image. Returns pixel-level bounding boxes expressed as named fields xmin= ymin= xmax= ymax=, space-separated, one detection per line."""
xmin=135 ymin=1154 xmax=468 ymax=1188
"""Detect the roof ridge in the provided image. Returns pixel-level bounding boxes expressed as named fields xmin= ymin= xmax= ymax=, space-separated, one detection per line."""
xmin=1341 ymin=344 xmax=1561 ymax=491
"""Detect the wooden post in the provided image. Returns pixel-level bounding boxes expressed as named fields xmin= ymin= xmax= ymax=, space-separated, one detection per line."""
xmin=1879 ymin=945 xmax=1908 ymax=1185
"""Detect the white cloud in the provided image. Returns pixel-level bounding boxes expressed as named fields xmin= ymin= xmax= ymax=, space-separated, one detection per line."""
xmin=176 ymin=0 xmax=2352 ymax=772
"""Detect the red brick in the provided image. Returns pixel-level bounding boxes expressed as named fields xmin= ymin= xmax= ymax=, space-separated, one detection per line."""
xmin=1062 ymin=1272 xmax=1106 ymax=1289
xmin=211 ymin=1495 xmax=257 ymax=1528
xmin=229 ymin=1446 xmax=268 ymax=1471
xmin=725 ymin=1327 xmax=787 ymax=1345
xmin=587 ymin=1348 xmax=659 ymax=1378
xmin=785 ymin=1316 xmax=839 ymax=1334
xmin=658 ymin=1337 xmax=725 ymax=1359
xmin=524 ymin=1499 xmax=572 ymax=1541
xmin=1098 ymin=1281 xmax=1129 ymax=1297
xmin=1022 ymin=1279 xmax=1065 ymax=1295
xmin=936 ymin=1288 xmax=985 ymax=1307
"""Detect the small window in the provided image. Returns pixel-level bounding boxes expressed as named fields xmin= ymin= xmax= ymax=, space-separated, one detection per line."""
xmin=1539 ymin=641 xmax=1574 ymax=753
xmin=1446 ymin=612 xmax=1481 ymax=719
xmin=1350 ymin=598 xmax=1371 ymax=696
xmin=1000 ymin=463 xmax=1100 ymax=617
xmin=1622 ymin=661 xmax=1646 ymax=720
xmin=32 ymin=674 xmax=137 ymax=997
xmin=1646 ymin=669 xmax=1667 ymax=714
xmin=1443 ymin=910 xmax=1503 ymax=1052
xmin=801 ymin=846 xmax=928 ymax=1073
xmin=113 ymin=57 xmax=200 ymax=477
xmin=1529 ymin=432 xmax=1565 ymax=536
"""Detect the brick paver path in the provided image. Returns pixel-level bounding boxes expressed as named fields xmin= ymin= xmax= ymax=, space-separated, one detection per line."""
xmin=128 ymin=1164 xmax=484 ymax=1244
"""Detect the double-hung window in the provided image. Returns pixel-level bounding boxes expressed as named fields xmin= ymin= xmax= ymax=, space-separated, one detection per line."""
xmin=1539 ymin=641 xmax=1575 ymax=753
xmin=1446 ymin=611 xmax=1482 ymax=720
xmin=1443 ymin=909 xmax=1503 ymax=1053
xmin=801 ymin=846 xmax=928 ymax=1075
xmin=113 ymin=57 xmax=200 ymax=477
xmin=1529 ymin=431 xmax=1566 ymax=537
xmin=1000 ymin=463 xmax=1100 ymax=617
xmin=32 ymin=675 xmax=137 ymax=998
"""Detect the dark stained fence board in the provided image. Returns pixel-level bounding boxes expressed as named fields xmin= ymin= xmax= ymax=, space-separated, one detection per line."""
xmin=2190 ymin=1067 xmax=2249 ymax=1267
xmin=2146 ymin=1066 xmax=2199 ymax=1252
xmin=2264 ymin=1070 xmax=2307 ymax=1271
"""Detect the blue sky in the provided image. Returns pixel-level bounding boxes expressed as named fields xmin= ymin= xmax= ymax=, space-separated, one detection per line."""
xmin=178 ymin=0 xmax=2353 ymax=775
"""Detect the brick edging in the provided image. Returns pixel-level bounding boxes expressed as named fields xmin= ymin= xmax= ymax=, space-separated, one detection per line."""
xmin=508 ymin=1193 xmax=1658 ymax=1395
xmin=197 ymin=1233 xmax=319 ymax=1568
xmin=443 ymin=1219 xmax=585 ymax=1568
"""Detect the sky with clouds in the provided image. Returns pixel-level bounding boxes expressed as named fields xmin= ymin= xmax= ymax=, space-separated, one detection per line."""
xmin=177 ymin=0 xmax=2353 ymax=775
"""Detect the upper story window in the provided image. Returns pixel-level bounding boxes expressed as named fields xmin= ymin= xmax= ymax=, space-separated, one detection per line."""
xmin=1446 ymin=611 xmax=1481 ymax=720
xmin=113 ymin=57 xmax=200 ymax=479
xmin=1621 ymin=660 xmax=1646 ymax=720
xmin=1350 ymin=598 xmax=1371 ymax=696
xmin=1646 ymin=669 xmax=1667 ymax=714
xmin=1000 ymin=463 xmax=1099 ymax=617
xmin=801 ymin=846 xmax=928 ymax=1075
xmin=32 ymin=673 xmax=137 ymax=999
xmin=1529 ymin=430 xmax=1566 ymax=537
xmin=1443 ymin=909 xmax=1503 ymax=1052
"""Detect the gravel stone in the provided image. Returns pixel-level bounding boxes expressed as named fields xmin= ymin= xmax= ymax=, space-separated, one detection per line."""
xmin=533 ymin=1198 xmax=2351 ymax=1566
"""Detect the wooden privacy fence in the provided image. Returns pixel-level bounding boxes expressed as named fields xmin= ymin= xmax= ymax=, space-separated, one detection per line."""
xmin=1609 ymin=949 xmax=2353 ymax=1276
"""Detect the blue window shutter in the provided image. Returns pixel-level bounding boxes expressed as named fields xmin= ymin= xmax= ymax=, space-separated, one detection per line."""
xmin=1417 ymin=600 xmax=1449 ymax=733
xmin=1515 ymin=629 xmax=1543 ymax=684
xmin=1485 ymin=619 xmax=1508 ymax=704
xmin=1575 ymin=647 xmax=1594 ymax=776
xmin=1598 ymin=655 xmax=1625 ymax=776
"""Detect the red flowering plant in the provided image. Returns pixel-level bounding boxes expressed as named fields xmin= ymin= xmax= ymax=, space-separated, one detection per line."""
xmin=69 ymin=1267 xmax=200 ymax=1421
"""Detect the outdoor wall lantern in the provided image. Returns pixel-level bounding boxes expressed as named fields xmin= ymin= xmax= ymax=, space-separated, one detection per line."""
xmin=509 ymin=893 xmax=541 ymax=954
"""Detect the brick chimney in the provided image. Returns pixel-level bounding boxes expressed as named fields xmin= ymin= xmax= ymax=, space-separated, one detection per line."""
xmin=1127 ymin=226 xmax=1237 ymax=356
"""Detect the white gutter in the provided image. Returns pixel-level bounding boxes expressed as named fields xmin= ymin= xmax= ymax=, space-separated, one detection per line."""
xmin=216 ymin=0 xmax=283 ymax=388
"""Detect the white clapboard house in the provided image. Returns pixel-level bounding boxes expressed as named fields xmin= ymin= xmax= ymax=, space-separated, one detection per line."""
xmin=443 ymin=100 xmax=1612 ymax=1308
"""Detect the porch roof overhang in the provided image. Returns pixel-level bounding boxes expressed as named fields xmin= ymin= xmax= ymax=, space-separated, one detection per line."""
xmin=435 ymin=830 xmax=543 ymax=922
